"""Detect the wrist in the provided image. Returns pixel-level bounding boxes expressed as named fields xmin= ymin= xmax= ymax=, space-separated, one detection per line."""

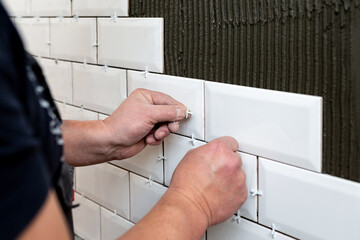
xmin=157 ymin=188 xmax=209 ymax=237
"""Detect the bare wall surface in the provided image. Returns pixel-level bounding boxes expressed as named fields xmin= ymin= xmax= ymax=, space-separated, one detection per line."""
xmin=130 ymin=0 xmax=360 ymax=182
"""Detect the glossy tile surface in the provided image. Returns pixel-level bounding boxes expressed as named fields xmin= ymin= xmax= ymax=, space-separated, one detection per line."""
xmin=15 ymin=18 xmax=50 ymax=57
xmin=98 ymin=18 xmax=163 ymax=72
xmin=55 ymin=102 xmax=98 ymax=121
xmin=259 ymin=158 xmax=360 ymax=240
xmin=73 ymin=0 xmax=128 ymax=16
xmin=205 ymin=81 xmax=322 ymax=172
xmin=98 ymin=113 xmax=109 ymax=120
xmin=128 ymin=71 xmax=205 ymax=140
xmin=130 ymin=173 xmax=167 ymax=223
xmin=37 ymin=58 xmax=72 ymax=103
xmin=164 ymin=134 xmax=205 ymax=186
xmin=76 ymin=163 xmax=130 ymax=219
xmin=112 ymin=145 xmax=163 ymax=183
xmin=73 ymin=193 xmax=101 ymax=240
xmin=2 ymin=0 xmax=30 ymax=16
xmin=73 ymin=63 xmax=126 ymax=114
xmin=50 ymin=18 xmax=96 ymax=63
xmin=31 ymin=0 xmax=71 ymax=16
xmin=101 ymin=207 xmax=134 ymax=240
xmin=208 ymin=217 xmax=295 ymax=240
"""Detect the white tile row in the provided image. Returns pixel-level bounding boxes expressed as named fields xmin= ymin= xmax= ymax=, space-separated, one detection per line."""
xmin=112 ymin=145 xmax=164 ymax=183
xmin=76 ymin=163 xmax=130 ymax=219
xmin=73 ymin=193 xmax=134 ymax=240
xmin=258 ymin=158 xmax=360 ymax=240
xmin=51 ymin=65 xmax=322 ymax=172
xmin=37 ymin=58 xmax=72 ymax=103
xmin=2 ymin=0 xmax=128 ymax=17
xmin=15 ymin=17 xmax=164 ymax=72
xmin=55 ymin=101 xmax=98 ymax=121
xmin=208 ymin=217 xmax=295 ymax=240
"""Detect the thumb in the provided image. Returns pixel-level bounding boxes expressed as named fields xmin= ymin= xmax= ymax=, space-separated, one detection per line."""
xmin=150 ymin=105 xmax=187 ymax=123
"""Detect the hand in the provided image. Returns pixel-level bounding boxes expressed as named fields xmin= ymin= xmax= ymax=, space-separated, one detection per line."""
xmin=103 ymin=88 xmax=188 ymax=160
xmin=168 ymin=137 xmax=248 ymax=227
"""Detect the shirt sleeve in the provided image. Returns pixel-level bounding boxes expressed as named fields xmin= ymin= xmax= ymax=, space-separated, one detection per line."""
xmin=0 ymin=6 xmax=50 ymax=240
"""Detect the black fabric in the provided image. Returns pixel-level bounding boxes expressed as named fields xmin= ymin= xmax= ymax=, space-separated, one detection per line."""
xmin=0 ymin=3 xmax=73 ymax=239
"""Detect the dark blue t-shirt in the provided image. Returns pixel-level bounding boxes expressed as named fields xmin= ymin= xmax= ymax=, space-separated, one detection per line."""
xmin=0 ymin=4 xmax=73 ymax=239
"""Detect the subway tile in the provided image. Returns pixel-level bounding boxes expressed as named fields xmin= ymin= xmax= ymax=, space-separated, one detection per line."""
xmin=112 ymin=145 xmax=163 ymax=184
xmin=100 ymin=207 xmax=134 ymax=240
xmin=55 ymin=102 xmax=98 ymax=121
xmin=50 ymin=18 xmax=96 ymax=63
xmin=76 ymin=163 xmax=130 ymax=219
xmin=73 ymin=193 xmax=101 ymax=240
xmin=259 ymin=158 xmax=360 ymax=240
xmin=208 ymin=217 xmax=295 ymax=240
xmin=37 ymin=58 xmax=72 ymax=103
xmin=164 ymin=134 xmax=257 ymax=221
xmin=99 ymin=113 xmax=109 ymax=120
xmin=2 ymin=0 xmax=31 ymax=16
xmin=164 ymin=134 xmax=205 ymax=186
xmin=73 ymin=0 xmax=128 ymax=16
xmin=205 ymin=81 xmax=322 ymax=172
xmin=31 ymin=0 xmax=71 ymax=16
xmin=128 ymin=71 xmax=205 ymax=140
xmin=73 ymin=63 xmax=126 ymax=114
xmin=130 ymin=173 xmax=167 ymax=223
xmin=98 ymin=18 xmax=163 ymax=72
xmin=15 ymin=18 xmax=50 ymax=57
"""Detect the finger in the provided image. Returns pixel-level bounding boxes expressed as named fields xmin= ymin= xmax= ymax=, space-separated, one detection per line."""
xmin=151 ymin=105 xmax=187 ymax=123
xmin=145 ymin=132 xmax=163 ymax=145
xmin=213 ymin=136 xmax=239 ymax=152
xmin=168 ymin=121 xmax=180 ymax=133
xmin=154 ymin=124 xmax=171 ymax=140
xmin=234 ymin=152 xmax=243 ymax=168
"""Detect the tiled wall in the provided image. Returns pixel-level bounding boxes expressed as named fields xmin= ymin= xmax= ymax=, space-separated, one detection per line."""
xmin=4 ymin=0 xmax=360 ymax=239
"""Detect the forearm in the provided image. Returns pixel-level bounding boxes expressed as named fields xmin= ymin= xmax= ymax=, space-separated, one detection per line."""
xmin=61 ymin=120 xmax=113 ymax=166
xmin=119 ymin=189 xmax=208 ymax=240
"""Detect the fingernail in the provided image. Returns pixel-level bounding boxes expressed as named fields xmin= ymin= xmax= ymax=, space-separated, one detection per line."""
xmin=158 ymin=131 xmax=165 ymax=139
xmin=176 ymin=107 xmax=183 ymax=119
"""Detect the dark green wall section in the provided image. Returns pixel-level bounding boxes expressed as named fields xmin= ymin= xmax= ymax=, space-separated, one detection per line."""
xmin=130 ymin=0 xmax=360 ymax=182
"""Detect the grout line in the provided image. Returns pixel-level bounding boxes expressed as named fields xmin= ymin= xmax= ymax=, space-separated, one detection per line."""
xmin=162 ymin=141 xmax=165 ymax=185
xmin=257 ymin=156 xmax=260 ymax=223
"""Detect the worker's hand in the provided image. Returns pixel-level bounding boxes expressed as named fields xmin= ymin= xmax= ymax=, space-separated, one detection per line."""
xmin=168 ymin=137 xmax=248 ymax=227
xmin=103 ymin=88 xmax=188 ymax=160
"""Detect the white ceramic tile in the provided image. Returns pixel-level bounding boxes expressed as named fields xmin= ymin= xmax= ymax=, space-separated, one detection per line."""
xmin=73 ymin=193 xmax=100 ymax=240
xmin=99 ymin=113 xmax=109 ymax=120
xmin=72 ymin=63 xmax=126 ymax=114
xmin=31 ymin=0 xmax=71 ymax=16
xmin=130 ymin=173 xmax=167 ymax=223
xmin=208 ymin=217 xmax=295 ymax=240
xmin=15 ymin=18 xmax=50 ymax=57
xmin=205 ymin=81 xmax=322 ymax=172
xmin=164 ymin=134 xmax=257 ymax=221
xmin=50 ymin=18 xmax=96 ymax=63
xmin=128 ymin=71 xmax=205 ymax=140
xmin=164 ymin=134 xmax=205 ymax=186
xmin=259 ymin=158 xmax=360 ymax=240
xmin=112 ymin=145 xmax=163 ymax=183
xmin=101 ymin=207 xmax=134 ymax=240
xmin=55 ymin=102 xmax=98 ymax=121
xmin=76 ymin=163 xmax=130 ymax=219
xmin=98 ymin=18 xmax=163 ymax=72
xmin=73 ymin=0 xmax=128 ymax=16
xmin=37 ymin=58 xmax=72 ymax=103
xmin=2 ymin=0 xmax=30 ymax=16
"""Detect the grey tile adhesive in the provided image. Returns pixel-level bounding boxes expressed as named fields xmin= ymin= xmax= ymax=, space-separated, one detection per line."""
xmin=130 ymin=0 xmax=360 ymax=182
